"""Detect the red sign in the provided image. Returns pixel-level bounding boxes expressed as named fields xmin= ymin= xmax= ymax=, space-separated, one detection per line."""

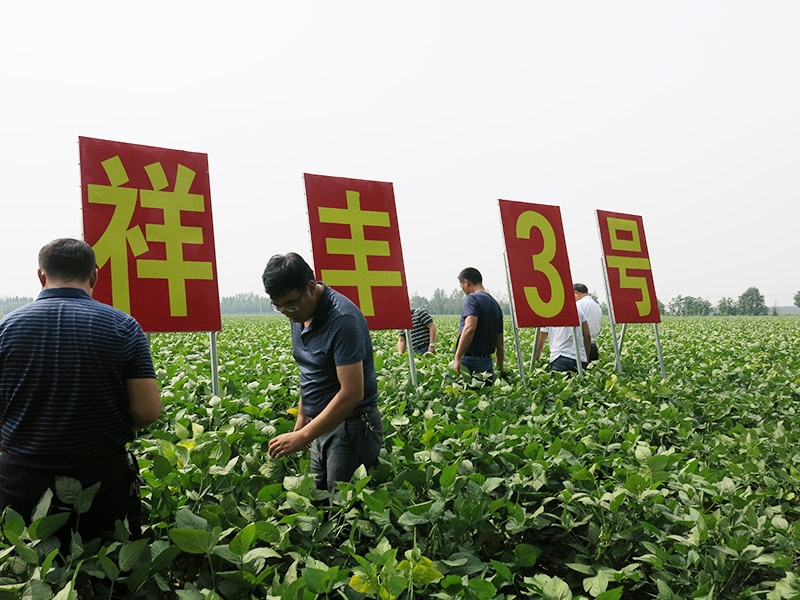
xmin=499 ymin=200 xmax=579 ymax=327
xmin=80 ymin=136 xmax=221 ymax=333
xmin=304 ymin=173 xmax=412 ymax=331
xmin=596 ymin=210 xmax=660 ymax=324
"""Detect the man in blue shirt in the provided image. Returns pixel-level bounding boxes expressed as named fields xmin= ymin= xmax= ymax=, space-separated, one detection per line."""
xmin=262 ymin=253 xmax=382 ymax=495
xmin=453 ymin=267 xmax=505 ymax=378
xmin=0 ymin=238 xmax=161 ymax=544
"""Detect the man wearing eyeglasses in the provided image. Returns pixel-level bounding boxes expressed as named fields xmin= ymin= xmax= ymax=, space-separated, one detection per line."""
xmin=261 ymin=253 xmax=382 ymax=495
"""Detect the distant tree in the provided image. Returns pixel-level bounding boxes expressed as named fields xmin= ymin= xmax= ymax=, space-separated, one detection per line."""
xmin=737 ymin=287 xmax=768 ymax=316
xmin=447 ymin=289 xmax=465 ymax=314
xmin=0 ymin=296 xmax=33 ymax=316
xmin=795 ymin=290 xmax=800 ymax=309
xmin=667 ymin=296 xmax=683 ymax=316
xmin=657 ymin=299 xmax=666 ymax=316
xmin=220 ymin=292 xmax=269 ymax=314
xmin=428 ymin=288 xmax=451 ymax=314
xmin=420 ymin=287 xmax=510 ymax=315
xmin=668 ymin=295 xmax=711 ymax=316
xmin=409 ymin=293 xmax=430 ymax=312
xmin=716 ymin=297 xmax=737 ymax=316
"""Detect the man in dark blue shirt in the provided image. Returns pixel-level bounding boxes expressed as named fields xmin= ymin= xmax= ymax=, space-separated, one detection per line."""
xmin=262 ymin=253 xmax=382 ymax=495
xmin=453 ymin=267 xmax=505 ymax=378
xmin=0 ymin=238 xmax=161 ymax=544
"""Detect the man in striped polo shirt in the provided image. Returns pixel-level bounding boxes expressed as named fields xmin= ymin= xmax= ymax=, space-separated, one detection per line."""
xmin=0 ymin=239 xmax=162 ymax=545
xmin=397 ymin=307 xmax=437 ymax=355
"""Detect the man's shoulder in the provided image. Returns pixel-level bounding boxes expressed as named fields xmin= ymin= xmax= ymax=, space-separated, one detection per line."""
xmin=325 ymin=288 xmax=368 ymax=326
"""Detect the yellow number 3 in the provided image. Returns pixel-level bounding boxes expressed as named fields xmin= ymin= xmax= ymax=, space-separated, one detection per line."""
xmin=516 ymin=211 xmax=564 ymax=318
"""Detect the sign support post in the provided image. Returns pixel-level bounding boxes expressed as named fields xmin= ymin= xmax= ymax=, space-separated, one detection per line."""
xmin=404 ymin=329 xmax=419 ymax=387
xmin=503 ymin=252 xmax=527 ymax=388
xmin=209 ymin=331 xmax=220 ymax=397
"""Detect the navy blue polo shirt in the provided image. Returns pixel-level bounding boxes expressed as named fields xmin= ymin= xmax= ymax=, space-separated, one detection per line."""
xmin=458 ymin=291 xmax=503 ymax=355
xmin=292 ymin=284 xmax=378 ymax=418
xmin=0 ymin=288 xmax=156 ymax=457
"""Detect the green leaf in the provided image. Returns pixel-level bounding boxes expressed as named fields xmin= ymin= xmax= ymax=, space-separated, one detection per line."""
xmin=229 ymin=524 xmax=257 ymax=556
xmin=20 ymin=579 xmax=52 ymax=600
xmin=118 ymin=538 xmax=150 ymax=571
xmin=490 ymin=559 xmax=513 ymax=584
xmin=242 ymin=547 xmax=281 ymax=564
xmin=440 ymin=463 xmax=459 ymax=488
xmin=303 ymin=567 xmax=331 ymax=594
xmin=514 ymin=543 xmax=542 ymax=567
xmin=151 ymin=454 xmax=173 ymax=479
xmin=32 ymin=488 xmax=54 ymax=522
xmin=349 ymin=573 xmax=377 ymax=595
xmin=169 ymin=528 xmax=213 ymax=555
xmin=2 ymin=508 xmax=25 ymax=537
xmin=596 ymin=587 xmax=624 ymax=600
xmin=73 ymin=482 xmax=101 ymax=514
xmin=467 ymin=577 xmax=496 ymax=600
xmin=7 ymin=530 xmax=39 ymax=565
xmin=175 ymin=507 xmax=208 ymax=530
xmin=54 ymin=476 xmax=82 ymax=506
xmin=28 ymin=512 xmax=70 ymax=541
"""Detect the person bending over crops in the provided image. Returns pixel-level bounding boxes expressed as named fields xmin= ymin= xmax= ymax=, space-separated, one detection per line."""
xmin=262 ymin=252 xmax=383 ymax=495
xmin=397 ymin=307 xmax=437 ymax=355
xmin=533 ymin=298 xmax=592 ymax=374
xmin=0 ymin=238 xmax=162 ymax=547
xmin=453 ymin=267 xmax=505 ymax=379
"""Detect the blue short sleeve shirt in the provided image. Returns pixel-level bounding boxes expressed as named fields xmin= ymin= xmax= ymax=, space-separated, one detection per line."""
xmin=291 ymin=284 xmax=378 ymax=418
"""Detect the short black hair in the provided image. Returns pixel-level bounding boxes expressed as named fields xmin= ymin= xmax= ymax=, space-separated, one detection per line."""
xmin=262 ymin=252 xmax=315 ymax=298
xmin=573 ymin=283 xmax=588 ymax=294
xmin=458 ymin=267 xmax=482 ymax=285
xmin=38 ymin=238 xmax=96 ymax=282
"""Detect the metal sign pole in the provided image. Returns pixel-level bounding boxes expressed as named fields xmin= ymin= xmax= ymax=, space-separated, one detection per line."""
xmin=653 ymin=323 xmax=666 ymax=379
xmin=572 ymin=326 xmax=584 ymax=376
xmin=530 ymin=327 xmax=541 ymax=372
xmin=404 ymin=328 xmax=419 ymax=387
xmin=209 ymin=331 xmax=220 ymax=397
xmin=600 ymin=256 xmax=623 ymax=374
xmin=503 ymin=252 xmax=527 ymax=388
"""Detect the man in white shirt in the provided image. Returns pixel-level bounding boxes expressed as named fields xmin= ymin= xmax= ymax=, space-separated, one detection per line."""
xmin=574 ymin=283 xmax=603 ymax=362
xmin=533 ymin=301 xmax=592 ymax=374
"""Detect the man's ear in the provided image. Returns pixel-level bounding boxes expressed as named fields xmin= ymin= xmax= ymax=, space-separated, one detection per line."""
xmin=37 ymin=269 xmax=46 ymax=288
xmin=88 ymin=267 xmax=99 ymax=290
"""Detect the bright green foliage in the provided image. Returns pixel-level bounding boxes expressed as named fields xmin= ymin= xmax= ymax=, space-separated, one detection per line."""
xmin=0 ymin=315 xmax=798 ymax=598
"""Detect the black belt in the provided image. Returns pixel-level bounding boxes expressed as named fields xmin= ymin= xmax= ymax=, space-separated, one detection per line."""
xmin=346 ymin=405 xmax=379 ymax=419
xmin=465 ymin=352 xmax=491 ymax=358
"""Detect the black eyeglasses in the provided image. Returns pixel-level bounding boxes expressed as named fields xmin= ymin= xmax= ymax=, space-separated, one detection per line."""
xmin=270 ymin=290 xmax=306 ymax=314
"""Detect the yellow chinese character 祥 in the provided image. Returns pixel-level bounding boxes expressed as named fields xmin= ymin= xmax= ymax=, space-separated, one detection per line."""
xmin=88 ymin=156 xmax=213 ymax=317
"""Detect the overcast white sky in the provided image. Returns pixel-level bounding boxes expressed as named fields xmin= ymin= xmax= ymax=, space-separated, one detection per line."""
xmin=1 ymin=2 xmax=798 ymax=308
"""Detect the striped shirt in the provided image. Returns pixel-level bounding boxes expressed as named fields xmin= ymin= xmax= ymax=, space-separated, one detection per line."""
xmin=398 ymin=308 xmax=434 ymax=351
xmin=0 ymin=288 xmax=156 ymax=457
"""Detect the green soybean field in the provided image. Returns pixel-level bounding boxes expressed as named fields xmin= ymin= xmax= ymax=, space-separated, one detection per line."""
xmin=2 ymin=315 xmax=799 ymax=600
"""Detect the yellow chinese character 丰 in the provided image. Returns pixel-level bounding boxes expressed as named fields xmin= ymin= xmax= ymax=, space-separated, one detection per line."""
xmin=317 ymin=190 xmax=402 ymax=316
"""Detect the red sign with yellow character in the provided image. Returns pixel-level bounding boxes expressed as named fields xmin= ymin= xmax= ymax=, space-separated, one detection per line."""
xmin=596 ymin=209 xmax=660 ymax=324
xmin=80 ymin=136 xmax=221 ymax=333
xmin=499 ymin=199 xmax=579 ymax=328
xmin=304 ymin=173 xmax=412 ymax=331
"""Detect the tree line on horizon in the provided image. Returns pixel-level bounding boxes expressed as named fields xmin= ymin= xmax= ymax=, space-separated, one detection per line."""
xmin=2 ymin=286 xmax=798 ymax=317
